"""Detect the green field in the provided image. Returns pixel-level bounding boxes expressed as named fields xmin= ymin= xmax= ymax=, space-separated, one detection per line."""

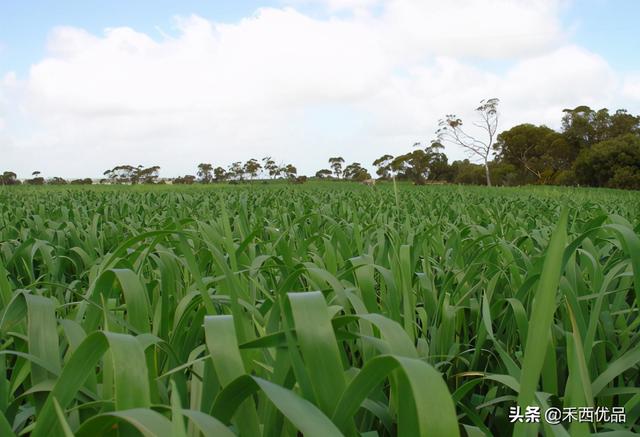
xmin=0 ymin=183 xmax=639 ymax=436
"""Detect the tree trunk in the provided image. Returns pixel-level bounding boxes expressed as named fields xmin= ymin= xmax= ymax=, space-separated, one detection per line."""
xmin=484 ymin=162 xmax=492 ymax=187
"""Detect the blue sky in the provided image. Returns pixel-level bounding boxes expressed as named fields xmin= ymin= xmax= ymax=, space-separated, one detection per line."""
xmin=1 ymin=0 xmax=639 ymax=178
xmin=562 ymin=0 xmax=640 ymax=72
xmin=0 ymin=0 xmax=265 ymax=73
xmin=2 ymin=0 xmax=639 ymax=75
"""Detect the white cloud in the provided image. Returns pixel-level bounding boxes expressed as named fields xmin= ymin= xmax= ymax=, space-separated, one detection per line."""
xmin=499 ymin=45 xmax=617 ymax=125
xmin=381 ymin=0 xmax=568 ymax=60
xmin=1 ymin=1 xmax=637 ymax=178
xmin=0 ymin=72 xmax=17 ymax=134
xmin=291 ymin=0 xmax=381 ymax=13
xmin=622 ymin=74 xmax=640 ymax=101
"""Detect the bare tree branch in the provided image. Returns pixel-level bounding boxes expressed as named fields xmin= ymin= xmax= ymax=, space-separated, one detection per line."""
xmin=436 ymin=98 xmax=500 ymax=186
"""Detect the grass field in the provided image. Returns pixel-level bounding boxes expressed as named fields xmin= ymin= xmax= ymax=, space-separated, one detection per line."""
xmin=0 ymin=182 xmax=639 ymax=436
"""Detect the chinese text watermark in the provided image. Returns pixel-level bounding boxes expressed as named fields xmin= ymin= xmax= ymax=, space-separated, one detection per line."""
xmin=509 ymin=406 xmax=626 ymax=424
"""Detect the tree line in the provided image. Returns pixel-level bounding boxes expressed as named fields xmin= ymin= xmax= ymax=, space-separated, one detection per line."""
xmin=0 ymin=170 xmax=93 ymax=186
xmin=2 ymin=101 xmax=639 ymax=189
xmin=353 ymin=101 xmax=640 ymax=189
xmin=0 ymin=159 xmax=305 ymax=186
xmin=99 ymin=159 xmax=304 ymax=184
xmin=315 ymin=101 xmax=639 ymax=189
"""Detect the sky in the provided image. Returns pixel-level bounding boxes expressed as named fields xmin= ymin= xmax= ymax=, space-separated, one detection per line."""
xmin=1 ymin=0 xmax=640 ymax=178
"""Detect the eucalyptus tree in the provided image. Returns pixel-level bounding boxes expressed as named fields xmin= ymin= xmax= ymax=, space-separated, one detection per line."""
xmin=437 ymin=98 xmax=499 ymax=186
xmin=343 ymin=162 xmax=371 ymax=181
xmin=0 ymin=171 xmax=19 ymax=185
xmin=328 ymin=157 xmax=345 ymax=179
xmin=197 ymin=163 xmax=214 ymax=183
xmin=282 ymin=163 xmax=297 ymax=179
xmin=244 ymin=159 xmax=262 ymax=180
xmin=372 ymin=154 xmax=394 ymax=179
xmin=138 ymin=165 xmax=161 ymax=184
xmin=389 ymin=142 xmax=446 ymax=184
xmin=229 ymin=161 xmax=244 ymax=181
xmin=262 ymin=157 xmax=279 ymax=179
xmin=27 ymin=171 xmax=45 ymax=185
xmin=214 ymin=166 xmax=228 ymax=182
xmin=315 ymin=169 xmax=333 ymax=179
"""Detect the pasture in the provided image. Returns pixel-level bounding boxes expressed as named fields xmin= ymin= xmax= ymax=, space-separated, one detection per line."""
xmin=0 ymin=183 xmax=639 ymax=436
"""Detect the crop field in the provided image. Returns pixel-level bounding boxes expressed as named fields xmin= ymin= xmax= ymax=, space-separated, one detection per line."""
xmin=0 ymin=183 xmax=639 ymax=436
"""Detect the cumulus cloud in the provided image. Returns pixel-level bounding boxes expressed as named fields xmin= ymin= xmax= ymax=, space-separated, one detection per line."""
xmin=382 ymin=0 xmax=568 ymax=60
xmin=0 ymin=72 xmax=18 ymax=136
xmin=499 ymin=45 xmax=617 ymax=124
xmin=0 ymin=1 xmax=637 ymax=178
xmin=290 ymin=0 xmax=382 ymax=13
xmin=622 ymin=74 xmax=640 ymax=101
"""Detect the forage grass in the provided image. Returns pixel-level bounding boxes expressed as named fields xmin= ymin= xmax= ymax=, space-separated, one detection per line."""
xmin=0 ymin=182 xmax=638 ymax=435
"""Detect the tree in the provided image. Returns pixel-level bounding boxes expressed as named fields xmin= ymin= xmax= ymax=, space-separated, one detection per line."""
xmin=488 ymin=161 xmax=519 ymax=186
xmin=343 ymin=162 xmax=371 ymax=181
xmin=214 ymin=166 xmax=227 ymax=182
xmin=390 ymin=143 xmax=446 ymax=184
xmin=425 ymin=143 xmax=451 ymax=181
xmin=281 ymin=164 xmax=297 ymax=180
xmin=197 ymin=163 xmax=214 ymax=183
xmin=26 ymin=177 xmax=45 ymax=185
xmin=315 ymin=169 xmax=333 ymax=179
xmin=273 ymin=165 xmax=284 ymax=179
xmin=229 ymin=162 xmax=244 ymax=181
xmin=70 ymin=178 xmax=93 ymax=185
xmin=138 ymin=166 xmax=160 ymax=184
xmin=609 ymin=109 xmax=640 ymax=138
xmin=262 ymin=157 xmax=279 ymax=179
xmin=27 ymin=171 xmax=45 ymax=185
xmin=174 ymin=175 xmax=196 ymax=184
xmin=560 ymin=106 xmax=638 ymax=149
xmin=372 ymin=154 xmax=394 ymax=179
xmin=328 ymin=157 xmax=345 ymax=179
xmin=573 ymin=134 xmax=640 ymax=189
xmin=496 ymin=124 xmax=572 ymax=184
xmin=561 ymin=106 xmax=599 ymax=156
xmin=102 ymin=165 xmax=159 ymax=184
xmin=437 ymin=98 xmax=499 ymax=186
xmin=126 ymin=165 xmax=142 ymax=184
xmin=0 ymin=171 xmax=19 ymax=185
xmin=106 ymin=165 xmax=135 ymax=183
xmin=608 ymin=166 xmax=640 ymax=190
xmin=244 ymin=159 xmax=262 ymax=180
xmin=449 ymin=160 xmax=486 ymax=185
xmin=48 ymin=177 xmax=68 ymax=185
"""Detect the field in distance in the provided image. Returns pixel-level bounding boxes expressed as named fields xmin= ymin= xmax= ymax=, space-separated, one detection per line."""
xmin=0 ymin=182 xmax=639 ymax=436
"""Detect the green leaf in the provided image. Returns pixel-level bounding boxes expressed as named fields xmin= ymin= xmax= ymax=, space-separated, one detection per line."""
xmin=212 ymin=375 xmax=343 ymax=437
xmin=515 ymin=209 xmax=568 ymax=437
